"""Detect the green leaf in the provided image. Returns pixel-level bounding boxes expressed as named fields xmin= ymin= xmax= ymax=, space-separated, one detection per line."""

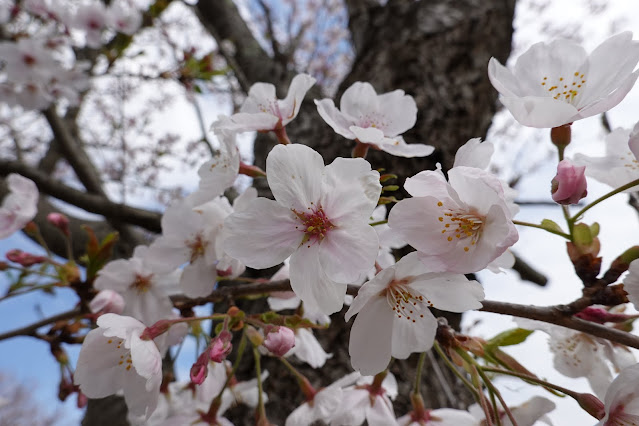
xmin=486 ymin=328 xmax=534 ymax=348
xmin=540 ymin=219 xmax=564 ymax=234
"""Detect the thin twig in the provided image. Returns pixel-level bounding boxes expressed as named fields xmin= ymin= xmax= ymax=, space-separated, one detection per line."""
xmin=0 ymin=307 xmax=82 ymax=341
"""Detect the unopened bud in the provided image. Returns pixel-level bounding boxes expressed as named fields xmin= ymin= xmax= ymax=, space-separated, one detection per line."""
xmin=77 ymin=392 xmax=88 ymax=409
xmin=551 ymin=160 xmax=587 ymax=205
xmin=575 ymin=306 xmax=630 ymax=324
xmin=6 ymin=249 xmax=47 ymax=267
xmin=190 ymin=351 xmax=209 ymax=385
xmin=89 ymin=289 xmax=125 ymax=315
xmin=47 ymin=212 xmax=70 ymax=236
xmin=575 ymin=392 xmax=605 ymax=420
xmin=263 ymin=326 xmax=295 ymax=357
xmin=140 ymin=319 xmax=173 ymax=341
xmin=209 ymin=331 xmax=232 ymax=363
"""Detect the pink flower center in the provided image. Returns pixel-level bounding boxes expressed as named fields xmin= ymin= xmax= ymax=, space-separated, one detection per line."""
xmin=22 ymin=54 xmax=36 ymax=66
xmin=608 ymin=402 xmax=639 ymax=425
xmin=541 ymin=71 xmax=587 ymax=104
xmin=186 ymin=234 xmax=208 ymax=262
xmin=436 ymin=201 xmax=484 ymax=252
xmin=384 ymin=279 xmax=433 ymax=323
xmin=293 ymin=205 xmax=335 ymax=246
xmin=131 ymin=273 xmax=153 ymax=294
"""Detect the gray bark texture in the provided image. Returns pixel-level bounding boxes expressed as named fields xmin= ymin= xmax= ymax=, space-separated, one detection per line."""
xmin=80 ymin=0 xmax=516 ymax=424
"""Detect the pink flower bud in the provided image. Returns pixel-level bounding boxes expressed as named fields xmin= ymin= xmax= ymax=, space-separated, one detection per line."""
xmin=47 ymin=212 xmax=70 ymax=236
xmin=263 ymin=326 xmax=295 ymax=356
xmin=77 ymin=392 xmax=88 ymax=409
xmin=575 ymin=306 xmax=630 ymax=324
xmin=190 ymin=351 xmax=209 ymax=385
xmin=575 ymin=392 xmax=605 ymax=420
xmin=551 ymin=159 xmax=587 ymax=205
xmin=89 ymin=289 xmax=125 ymax=315
xmin=209 ymin=331 xmax=232 ymax=363
xmin=6 ymin=249 xmax=47 ymax=267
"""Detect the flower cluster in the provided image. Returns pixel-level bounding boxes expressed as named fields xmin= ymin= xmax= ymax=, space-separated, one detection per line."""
xmin=4 ymin=28 xmax=639 ymax=426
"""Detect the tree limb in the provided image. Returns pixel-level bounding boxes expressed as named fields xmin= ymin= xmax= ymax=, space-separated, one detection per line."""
xmin=0 ymin=307 xmax=82 ymax=342
xmin=0 ymin=160 xmax=162 ymax=233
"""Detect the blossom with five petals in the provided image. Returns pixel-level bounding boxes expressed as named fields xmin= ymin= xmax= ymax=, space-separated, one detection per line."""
xmin=94 ymin=245 xmax=180 ymax=326
xmin=315 ymin=82 xmax=434 ymax=157
xmin=388 ymin=166 xmax=518 ymax=274
xmin=212 ymin=74 xmax=316 ymax=133
xmin=224 ymin=143 xmax=381 ymax=314
xmin=74 ymin=314 xmax=163 ymax=419
xmin=488 ymin=32 xmax=639 ymax=128
xmin=346 ymin=253 xmax=484 ymax=375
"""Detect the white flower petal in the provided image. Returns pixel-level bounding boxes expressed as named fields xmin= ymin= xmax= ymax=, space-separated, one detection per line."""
xmin=378 ymin=138 xmax=435 ymax=158
xmin=279 ymin=73 xmax=316 ymax=125
xmin=319 ymin=224 xmax=379 ymax=283
xmin=321 ymin=157 xmax=381 ymax=224
xmin=267 ymin=144 xmax=323 ymax=211
xmin=390 ymin=307 xmax=437 ymax=359
xmin=349 ymin=295 xmax=394 ymax=375
xmin=289 ymin=243 xmax=347 ymax=314
xmin=224 ymin=197 xmax=301 ymax=269
xmin=315 ymin=98 xmax=357 ymax=139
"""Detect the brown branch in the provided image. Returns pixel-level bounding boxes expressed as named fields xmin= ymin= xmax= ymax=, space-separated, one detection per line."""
xmin=0 ymin=160 xmax=161 ymax=233
xmin=0 ymin=307 xmax=82 ymax=342
xmin=480 ymin=300 xmax=639 ymax=350
xmin=192 ymin=0 xmax=300 ymax=94
xmin=175 ymin=280 xmax=639 ymax=350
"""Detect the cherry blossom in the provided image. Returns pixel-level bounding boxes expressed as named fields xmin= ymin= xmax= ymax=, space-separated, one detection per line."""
xmin=315 ymin=82 xmax=434 ymax=157
xmin=94 ymin=245 xmax=180 ymax=326
xmin=212 ymin=74 xmax=316 ymax=133
xmin=146 ymin=194 xmax=246 ymax=298
xmin=573 ymin=122 xmax=639 ymax=192
xmin=346 ymin=253 xmax=484 ymax=375
xmin=285 ymin=372 xmax=361 ymax=426
xmin=129 ymin=361 xmax=268 ymax=426
xmin=72 ymin=1 xmax=108 ymax=48
xmin=74 ymin=314 xmax=163 ymax=419
xmin=516 ymin=319 xmax=635 ymax=398
xmin=488 ymin=32 xmax=639 ymax=128
xmin=0 ymin=174 xmax=38 ymax=240
xmin=225 ymin=143 xmax=381 ymax=314
xmin=106 ymin=0 xmax=142 ymax=35
xmin=597 ymin=362 xmax=639 ymax=425
xmin=388 ymin=166 xmax=518 ymax=274
xmin=551 ymin=159 xmax=587 ymax=205
xmin=331 ymin=372 xmax=399 ymax=426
